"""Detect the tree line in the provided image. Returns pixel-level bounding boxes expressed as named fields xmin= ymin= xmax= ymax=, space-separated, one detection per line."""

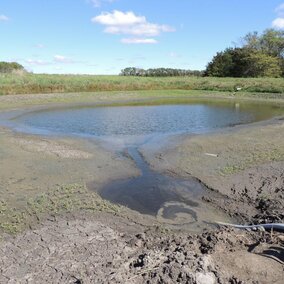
xmin=121 ymin=29 xmax=284 ymax=78
xmin=120 ymin=67 xmax=203 ymax=77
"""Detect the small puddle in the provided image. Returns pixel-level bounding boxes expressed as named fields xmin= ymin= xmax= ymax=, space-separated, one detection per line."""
xmin=97 ymin=147 xmax=232 ymax=232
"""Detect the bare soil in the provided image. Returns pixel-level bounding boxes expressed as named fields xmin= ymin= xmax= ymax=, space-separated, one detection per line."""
xmin=0 ymin=126 xmax=139 ymax=212
xmin=0 ymin=212 xmax=283 ymax=283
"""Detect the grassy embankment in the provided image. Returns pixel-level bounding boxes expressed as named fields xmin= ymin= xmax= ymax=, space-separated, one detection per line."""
xmin=1 ymin=73 xmax=284 ymax=96
xmin=1 ymin=74 xmax=284 ymax=110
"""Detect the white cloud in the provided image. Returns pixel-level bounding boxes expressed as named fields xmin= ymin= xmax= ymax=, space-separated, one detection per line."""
xmin=272 ymin=3 xmax=284 ymax=29
xmin=26 ymin=59 xmax=50 ymax=66
xmin=121 ymin=38 xmax=158 ymax=44
xmin=272 ymin=17 xmax=284 ymax=29
xmin=54 ymin=55 xmax=74 ymax=63
xmin=92 ymin=10 xmax=145 ymax=26
xmin=92 ymin=10 xmax=175 ymax=42
xmin=0 ymin=15 xmax=9 ymax=21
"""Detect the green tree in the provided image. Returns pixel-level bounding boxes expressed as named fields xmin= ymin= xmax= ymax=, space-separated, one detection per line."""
xmin=242 ymin=29 xmax=284 ymax=75
xmin=241 ymin=31 xmax=261 ymax=50
xmin=205 ymin=48 xmax=282 ymax=78
xmin=0 ymin=62 xmax=26 ymax=73
xmin=244 ymin=50 xmax=281 ymax=77
xmin=242 ymin=29 xmax=284 ymax=58
xmin=205 ymin=49 xmax=234 ymax=77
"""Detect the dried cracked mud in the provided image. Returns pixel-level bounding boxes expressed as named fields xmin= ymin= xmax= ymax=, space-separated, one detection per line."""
xmin=0 ymin=213 xmax=283 ymax=283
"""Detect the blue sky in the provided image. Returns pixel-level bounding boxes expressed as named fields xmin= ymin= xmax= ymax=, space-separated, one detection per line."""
xmin=1 ymin=0 xmax=284 ymax=74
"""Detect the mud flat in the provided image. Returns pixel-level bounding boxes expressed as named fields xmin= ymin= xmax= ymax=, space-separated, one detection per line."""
xmin=140 ymin=116 xmax=284 ymax=225
xmin=0 ymin=126 xmax=139 ymax=213
xmin=0 ymin=92 xmax=283 ymax=283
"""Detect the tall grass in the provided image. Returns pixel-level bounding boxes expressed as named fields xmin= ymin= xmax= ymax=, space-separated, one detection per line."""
xmin=1 ymin=73 xmax=284 ymax=95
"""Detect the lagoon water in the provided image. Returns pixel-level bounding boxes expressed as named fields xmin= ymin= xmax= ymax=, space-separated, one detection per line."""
xmin=14 ymin=103 xmax=256 ymax=137
xmin=9 ymin=100 xmax=283 ymax=231
xmin=13 ymin=99 xmax=282 ymax=139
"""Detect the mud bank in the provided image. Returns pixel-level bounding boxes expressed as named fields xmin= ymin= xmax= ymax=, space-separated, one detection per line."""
xmin=0 ymin=126 xmax=139 ymax=232
xmin=140 ymin=116 xmax=284 ymax=225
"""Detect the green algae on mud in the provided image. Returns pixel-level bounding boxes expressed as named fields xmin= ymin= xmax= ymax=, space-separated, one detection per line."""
xmin=220 ymin=147 xmax=284 ymax=175
xmin=0 ymin=184 xmax=123 ymax=235
xmin=0 ymin=127 xmax=140 ymax=235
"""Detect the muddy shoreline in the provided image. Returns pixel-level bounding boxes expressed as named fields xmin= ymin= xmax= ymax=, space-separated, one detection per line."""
xmin=0 ymin=94 xmax=283 ymax=283
xmin=140 ymin=115 xmax=284 ymax=225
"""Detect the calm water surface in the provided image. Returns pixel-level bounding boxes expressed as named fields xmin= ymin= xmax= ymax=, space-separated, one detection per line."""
xmin=13 ymin=102 xmax=276 ymax=137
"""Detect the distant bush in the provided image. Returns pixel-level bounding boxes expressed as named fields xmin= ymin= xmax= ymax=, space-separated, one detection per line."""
xmin=120 ymin=67 xmax=204 ymax=77
xmin=0 ymin=62 xmax=26 ymax=74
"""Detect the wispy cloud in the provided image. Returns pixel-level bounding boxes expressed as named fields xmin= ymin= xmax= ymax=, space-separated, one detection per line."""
xmin=35 ymin=43 xmax=45 ymax=48
xmin=272 ymin=3 xmax=284 ymax=29
xmin=92 ymin=10 xmax=175 ymax=44
xmin=86 ymin=63 xmax=98 ymax=67
xmin=121 ymin=38 xmax=157 ymax=44
xmin=169 ymin=52 xmax=181 ymax=58
xmin=104 ymin=23 xmax=174 ymax=37
xmin=54 ymin=55 xmax=74 ymax=64
xmin=89 ymin=0 xmax=116 ymax=8
xmin=0 ymin=15 xmax=9 ymax=21
xmin=275 ymin=3 xmax=284 ymax=15
xmin=25 ymin=59 xmax=50 ymax=66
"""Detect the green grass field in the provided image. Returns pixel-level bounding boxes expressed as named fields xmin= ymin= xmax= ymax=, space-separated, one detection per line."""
xmin=1 ymin=73 xmax=284 ymax=95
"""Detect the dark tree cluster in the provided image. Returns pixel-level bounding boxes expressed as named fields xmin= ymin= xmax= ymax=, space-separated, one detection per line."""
xmin=205 ymin=29 xmax=284 ymax=78
xmin=0 ymin=62 xmax=26 ymax=73
xmin=120 ymin=67 xmax=203 ymax=77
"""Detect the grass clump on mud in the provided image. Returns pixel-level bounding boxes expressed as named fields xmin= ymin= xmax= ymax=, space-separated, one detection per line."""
xmin=0 ymin=184 xmax=122 ymax=235
xmin=1 ymin=73 xmax=284 ymax=96
xmin=220 ymin=147 xmax=284 ymax=175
